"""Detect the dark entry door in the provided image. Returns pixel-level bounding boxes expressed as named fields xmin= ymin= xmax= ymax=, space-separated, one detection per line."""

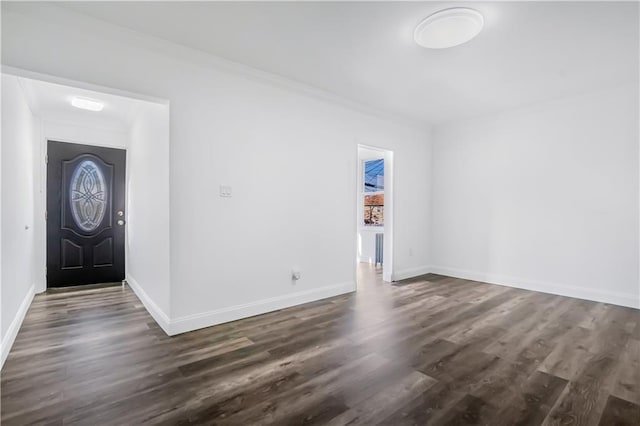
xmin=47 ymin=141 xmax=126 ymax=287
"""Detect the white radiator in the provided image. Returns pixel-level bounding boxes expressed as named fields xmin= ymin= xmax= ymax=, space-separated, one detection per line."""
xmin=375 ymin=233 xmax=383 ymax=266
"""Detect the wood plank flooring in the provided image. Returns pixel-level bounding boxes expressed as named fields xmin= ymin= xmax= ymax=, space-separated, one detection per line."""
xmin=1 ymin=266 xmax=638 ymax=425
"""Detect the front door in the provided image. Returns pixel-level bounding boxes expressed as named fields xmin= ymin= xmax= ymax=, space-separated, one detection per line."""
xmin=47 ymin=141 xmax=126 ymax=287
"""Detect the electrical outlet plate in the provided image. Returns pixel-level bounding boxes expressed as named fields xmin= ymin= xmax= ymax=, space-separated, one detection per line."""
xmin=219 ymin=185 xmax=232 ymax=197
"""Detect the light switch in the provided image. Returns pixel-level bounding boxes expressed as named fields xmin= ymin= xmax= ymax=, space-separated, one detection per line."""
xmin=219 ymin=185 xmax=232 ymax=197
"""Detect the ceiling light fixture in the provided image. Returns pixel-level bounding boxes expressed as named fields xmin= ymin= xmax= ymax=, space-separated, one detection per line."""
xmin=414 ymin=8 xmax=484 ymax=49
xmin=71 ymin=97 xmax=104 ymax=111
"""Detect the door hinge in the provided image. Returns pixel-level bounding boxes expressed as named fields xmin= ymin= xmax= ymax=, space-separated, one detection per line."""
xmin=45 ymin=154 xmax=48 ymax=164
xmin=45 ymin=211 xmax=47 ymax=221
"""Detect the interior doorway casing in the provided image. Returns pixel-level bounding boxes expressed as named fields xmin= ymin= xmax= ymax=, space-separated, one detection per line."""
xmin=357 ymin=144 xmax=394 ymax=283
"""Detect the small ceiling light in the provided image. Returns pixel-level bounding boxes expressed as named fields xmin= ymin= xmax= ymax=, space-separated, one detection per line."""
xmin=414 ymin=8 xmax=484 ymax=49
xmin=71 ymin=97 xmax=104 ymax=111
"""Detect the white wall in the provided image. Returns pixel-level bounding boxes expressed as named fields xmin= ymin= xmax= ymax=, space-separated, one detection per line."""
xmin=1 ymin=75 xmax=37 ymax=366
xmin=127 ymin=102 xmax=171 ymax=325
xmin=430 ymin=85 xmax=640 ymax=308
xmin=1 ymin=4 xmax=433 ymax=334
xmin=164 ymin=66 xmax=431 ymax=332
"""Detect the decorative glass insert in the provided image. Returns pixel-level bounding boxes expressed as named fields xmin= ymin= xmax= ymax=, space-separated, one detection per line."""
xmin=364 ymin=159 xmax=384 ymax=192
xmin=69 ymin=160 xmax=107 ymax=232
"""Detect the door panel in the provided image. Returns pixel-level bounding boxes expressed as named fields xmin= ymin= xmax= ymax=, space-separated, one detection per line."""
xmin=47 ymin=141 xmax=126 ymax=287
xmin=61 ymin=239 xmax=83 ymax=269
xmin=93 ymin=238 xmax=113 ymax=267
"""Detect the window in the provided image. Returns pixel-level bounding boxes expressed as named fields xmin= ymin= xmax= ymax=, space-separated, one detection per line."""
xmin=363 ymin=159 xmax=384 ymax=226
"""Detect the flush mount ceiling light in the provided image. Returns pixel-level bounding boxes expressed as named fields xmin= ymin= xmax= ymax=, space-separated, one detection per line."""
xmin=71 ymin=96 xmax=104 ymax=111
xmin=414 ymin=8 xmax=484 ymax=49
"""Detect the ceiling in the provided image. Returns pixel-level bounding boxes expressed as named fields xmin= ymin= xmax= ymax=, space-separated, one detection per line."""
xmin=19 ymin=77 xmax=145 ymax=131
xmin=56 ymin=1 xmax=639 ymax=124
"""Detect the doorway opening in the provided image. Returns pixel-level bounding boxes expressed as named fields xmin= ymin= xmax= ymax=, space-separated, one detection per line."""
xmin=2 ymin=70 xmax=170 ymax=293
xmin=356 ymin=145 xmax=393 ymax=288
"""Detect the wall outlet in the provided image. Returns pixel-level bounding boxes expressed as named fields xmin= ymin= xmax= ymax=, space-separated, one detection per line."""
xmin=219 ymin=185 xmax=232 ymax=197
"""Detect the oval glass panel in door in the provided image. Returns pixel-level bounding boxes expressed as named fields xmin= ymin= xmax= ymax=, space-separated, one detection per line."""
xmin=69 ymin=159 xmax=107 ymax=232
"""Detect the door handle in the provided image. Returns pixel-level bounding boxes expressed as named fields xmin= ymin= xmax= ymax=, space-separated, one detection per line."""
xmin=117 ymin=219 xmax=126 ymax=226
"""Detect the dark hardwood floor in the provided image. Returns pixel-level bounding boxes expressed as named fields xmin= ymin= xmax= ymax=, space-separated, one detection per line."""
xmin=1 ymin=265 xmax=638 ymax=425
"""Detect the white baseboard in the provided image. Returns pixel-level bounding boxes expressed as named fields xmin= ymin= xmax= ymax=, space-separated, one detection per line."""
xmin=391 ymin=265 xmax=431 ymax=281
xmin=168 ymin=281 xmax=356 ymax=335
xmin=429 ymin=265 xmax=640 ymax=309
xmin=1 ymin=284 xmax=35 ymax=369
xmin=127 ymin=277 xmax=355 ymax=336
xmin=125 ymin=274 xmax=172 ymax=335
